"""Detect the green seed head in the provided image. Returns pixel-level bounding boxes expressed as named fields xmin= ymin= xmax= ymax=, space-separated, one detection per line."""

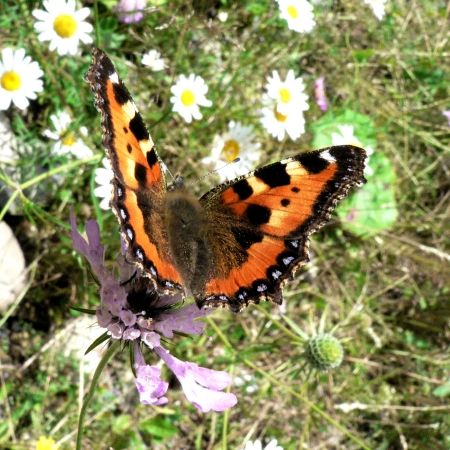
xmin=306 ymin=333 xmax=344 ymax=371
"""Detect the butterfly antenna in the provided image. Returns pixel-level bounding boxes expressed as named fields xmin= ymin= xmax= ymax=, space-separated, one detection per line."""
xmin=161 ymin=161 xmax=176 ymax=182
xmin=198 ymin=157 xmax=241 ymax=183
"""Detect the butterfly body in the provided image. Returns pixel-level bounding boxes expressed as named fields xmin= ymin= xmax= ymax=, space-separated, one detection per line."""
xmin=163 ymin=188 xmax=211 ymax=296
xmin=87 ymin=49 xmax=367 ymax=312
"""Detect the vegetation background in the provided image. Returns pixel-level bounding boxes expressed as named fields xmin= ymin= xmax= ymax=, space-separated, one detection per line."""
xmin=0 ymin=0 xmax=449 ymax=449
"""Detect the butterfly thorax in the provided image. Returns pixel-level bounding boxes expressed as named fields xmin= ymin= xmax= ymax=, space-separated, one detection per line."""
xmin=164 ymin=190 xmax=212 ymax=296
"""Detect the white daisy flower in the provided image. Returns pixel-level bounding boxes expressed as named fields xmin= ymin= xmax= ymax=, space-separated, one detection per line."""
xmin=0 ymin=48 xmax=44 ymax=111
xmin=363 ymin=0 xmax=387 ymax=21
xmin=243 ymin=438 xmax=283 ymax=450
xmin=218 ymin=11 xmax=229 ymax=22
xmin=234 ymin=371 xmax=258 ymax=394
xmin=32 ymin=0 xmax=93 ymax=56
xmin=43 ymin=110 xmax=93 ymax=159
xmin=276 ymin=0 xmax=315 ymax=33
xmin=265 ymin=69 xmax=309 ymax=115
xmin=0 ymin=113 xmax=18 ymax=164
xmin=201 ymin=121 xmax=261 ymax=181
xmin=94 ymin=158 xmax=114 ymax=210
xmin=142 ymin=49 xmax=166 ymax=72
xmin=331 ymin=124 xmax=374 ymax=176
xmin=170 ymin=74 xmax=212 ymax=123
xmin=260 ymin=98 xmax=306 ymax=141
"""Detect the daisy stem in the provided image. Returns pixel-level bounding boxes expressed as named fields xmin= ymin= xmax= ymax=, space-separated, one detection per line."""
xmin=20 ymin=155 xmax=100 ymax=191
xmin=76 ymin=339 xmax=120 ymax=450
xmin=205 ymin=317 xmax=371 ymax=450
xmin=0 ymin=156 xmax=100 ymax=220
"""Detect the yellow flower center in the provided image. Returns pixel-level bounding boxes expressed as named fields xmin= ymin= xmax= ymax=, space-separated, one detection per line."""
xmin=53 ymin=14 xmax=77 ymax=38
xmin=279 ymin=87 xmax=292 ymax=103
xmin=62 ymin=131 xmax=76 ymax=147
xmin=180 ymin=89 xmax=195 ymax=107
xmin=1 ymin=71 xmax=22 ymax=91
xmin=287 ymin=5 xmax=299 ymax=19
xmin=274 ymin=109 xmax=287 ymax=122
xmin=221 ymin=139 xmax=240 ymax=162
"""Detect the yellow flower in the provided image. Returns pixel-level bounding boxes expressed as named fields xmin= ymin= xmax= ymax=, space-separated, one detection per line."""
xmin=36 ymin=436 xmax=58 ymax=450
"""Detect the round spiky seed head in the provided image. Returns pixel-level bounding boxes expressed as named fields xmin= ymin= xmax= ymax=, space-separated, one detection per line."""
xmin=306 ymin=334 xmax=344 ymax=371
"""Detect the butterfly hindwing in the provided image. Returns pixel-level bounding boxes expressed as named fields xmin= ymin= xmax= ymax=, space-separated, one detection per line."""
xmin=199 ymin=146 xmax=366 ymax=311
xmin=86 ymin=49 xmax=182 ymax=291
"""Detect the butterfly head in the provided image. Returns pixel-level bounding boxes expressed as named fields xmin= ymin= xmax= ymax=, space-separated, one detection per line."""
xmin=168 ymin=175 xmax=185 ymax=192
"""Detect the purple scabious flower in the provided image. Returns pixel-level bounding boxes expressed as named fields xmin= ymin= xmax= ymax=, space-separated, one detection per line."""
xmin=314 ymin=76 xmax=328 ymax=112
xmin=70 ymin=213 xmax=237 ymax=412
xmin=115 ymin=0 xmax=147 ymax=24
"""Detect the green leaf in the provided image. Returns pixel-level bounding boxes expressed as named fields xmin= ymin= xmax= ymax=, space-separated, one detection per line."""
xmin=337 ymin=152 xmax=398 ymax=237
xmin=85 ymin=332 xmax=110 ymax=355
xmin=310 ymin=109 xmax=397 ymax=237
xmin=140 ymin=416 xmax=179 ymax=441
xmin=310 ymin=109 xmax=377 ymax=149
xmin=433 ymin=381 xmax=450 ymax=398
xmin=113 ymin=415 xmax=133 ymax=434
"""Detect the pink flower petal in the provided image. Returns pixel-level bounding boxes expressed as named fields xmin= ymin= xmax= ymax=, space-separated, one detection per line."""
xmin=155 ymin=346 xmax=237 ymax=412
xmin=154 ymin=303 xmax=209 ymax=338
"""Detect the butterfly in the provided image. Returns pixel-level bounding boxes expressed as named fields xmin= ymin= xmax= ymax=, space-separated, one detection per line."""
xmin=86 ymin=49 xmax=366 ymax=313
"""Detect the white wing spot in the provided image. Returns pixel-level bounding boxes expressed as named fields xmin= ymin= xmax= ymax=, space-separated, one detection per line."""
xmin=272 ymin=270 xmax=282 ymax=279
xmin=126 ymin=228 xmax=134 ymax=241
xmin=109 ymin=72 xmax=119 ymax=84
xmin=283 ymin=256 xmax=294 ymax=266
xmin=257 ymin=284 xmax=267 ymax=292
xmin=321 ymin=150 xmax=336 ymax=163
xmin=136 ymin=249 xmax=144 ymax=260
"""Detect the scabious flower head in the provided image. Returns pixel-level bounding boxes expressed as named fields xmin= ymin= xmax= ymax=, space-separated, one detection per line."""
xmin=93 ymin=157 xmax=114 ymax=210
xmin=314 ymin=76 xmax=328 ymax=112
xmin=265 ymin=70 xmax=309 ymax=116
xmin=116 ymin=0 xmax=147 ymax=24
xmin=32 ymin=0 xmax=93 ymax=56
xmin=70 ymin=214 xmax=237 ymax=412
xmin=363 ymin=0 xmax=387 ymax=21
xmin=43 ymin=110 xmax=92 ymax=159
xmin=201 ymin=121 xmax=261 ymax=181
xmin=141 ymin=49 xmax=166 ymax=72
xmin=170 ymin=74 xmax=212 ymax=123
xmin=305 ymin=333 xmax=344 ymax=371
xmin=276 ymin=0 xmax=315 ymax=33
xmin=0 ymin=48 xmax=43 ymax=111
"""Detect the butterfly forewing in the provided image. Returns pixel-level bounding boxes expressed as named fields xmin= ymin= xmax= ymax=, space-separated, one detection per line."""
xmin=86 ymin=49 xmax=183 ymax=292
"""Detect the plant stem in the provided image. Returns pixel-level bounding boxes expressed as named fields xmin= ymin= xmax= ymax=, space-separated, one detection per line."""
xmin=76 ymin=340 xmax=120 ymax=450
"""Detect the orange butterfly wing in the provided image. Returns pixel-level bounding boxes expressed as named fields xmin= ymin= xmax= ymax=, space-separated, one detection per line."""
xmin=86 ymin=49 xmax=182 ymax=291
xmin=199 ymin=146 xmax=366 ymax=311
